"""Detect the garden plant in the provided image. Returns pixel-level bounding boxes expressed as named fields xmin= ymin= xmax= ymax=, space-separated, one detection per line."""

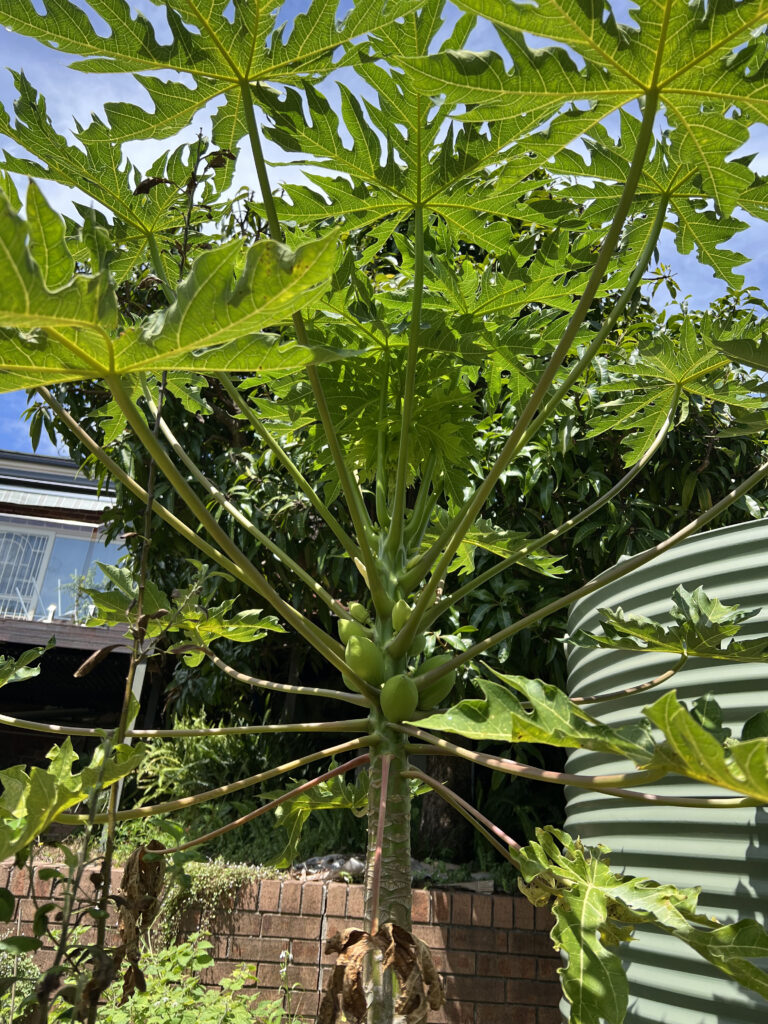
xmin=0 ymin=0 xmax=768 ymax=1022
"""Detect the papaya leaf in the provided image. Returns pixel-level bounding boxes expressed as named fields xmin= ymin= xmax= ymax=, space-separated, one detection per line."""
xmin=0 ymin=0 xmax=421 ymax=189
xmin=518 ymin=827 xmax=768 ymax=1024
xmin=0 ymin=642 xmax=52 ymax=690
xmin=423 ymin=512 xmax=566 ymax=579
xmin=413 ymin=676 xmax=655 ymax=763
xmin=586 ymin=319 xmax=763 ymax=466
xmin=406 ymin=0 xmax=766 ymax=215
xmin=569 ymin=585 xmax=768 ymax=661
xmin=263 ymin=769 xmax=370 ymax=869
xmin=0 ymin=738 xmax=145 ymax=860
xmin=0 ymin=188 xmax=340 ymax=389
xmin=644 ymin=691 xmax=768 ymax=802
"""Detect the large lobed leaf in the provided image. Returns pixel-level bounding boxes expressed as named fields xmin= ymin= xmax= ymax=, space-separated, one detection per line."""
xmin=518 ymin=827 xmax=768 ymax=1024
xmin=405 ymin=0 xmax=768 ymax=217
xmin=0 ymin=186 xmax=339 ymax=388
xmin=413 ymin=673 xmax=655 ymax=762
xmin=0 ymin=737 xmax=144 ymax=860
xmin=645 ymin=691 xmax=768 ymax=802
xmin=569 ymin=585 xmax=768 ymax=661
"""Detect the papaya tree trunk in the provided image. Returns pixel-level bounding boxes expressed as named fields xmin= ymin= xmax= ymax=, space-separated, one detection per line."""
xmin=363 ymin=733 xmax=412 ymax=1023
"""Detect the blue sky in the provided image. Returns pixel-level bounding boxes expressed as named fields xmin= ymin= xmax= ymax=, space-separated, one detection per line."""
xmin=0 ymin=0 xmax=766 ymax=457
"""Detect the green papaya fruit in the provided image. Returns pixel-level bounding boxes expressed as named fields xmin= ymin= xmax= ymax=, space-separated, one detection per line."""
xmin=391 ymin=599 xmax=412 ymax=633
xmin=349 ymin=602 xmax=370 ymax=624
xmin=338 ymin=618 xmax=369 ymax=644
xmin=345 ymin=635 xmax=386 ymax=686
xmin=380 ymin=674 xmax=419 ymax=722
xmin=416 ymin=653 xmax=456 ymax=709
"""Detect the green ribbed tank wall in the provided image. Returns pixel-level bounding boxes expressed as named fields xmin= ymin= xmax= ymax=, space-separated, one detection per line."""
xmin=566 ymin=519 xmax=768 ymax=1024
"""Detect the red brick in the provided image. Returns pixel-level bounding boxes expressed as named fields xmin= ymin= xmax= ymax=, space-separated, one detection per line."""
xmin=445 ymin=974 xmax=505 ymax=1003
xmin=429 ymin=1003 xmax=474 ymax=1024
xmin=229 ymin=936 xmax=262 ymax=961
xmin=238 ymin=881 xmax=260 ymax=910
xmin=346 ymin=885 xmax=364 ymax=920
xmin=507 ymin=955 xmax=537 ymax=980
xmin=514 ymin=897 xmax=535 ymax=929
xmin=476 ymin=952 xmax=527 ymax=978
xmin=508 ymin=979 xmax=561 ymax=1006
xmin=432 ymin=890 xmax=451 ymax=923
xmin=34 ymin=949 xmax=56 ymax=972
xmin=213 ymin=934 xmax=229 ymax=959
xmin=178 ymin=907 xmax=201 ymax=933
xmin=411 ymin=888 xmax=431 ymax=924
xmin=231 ymin=910 xmax=262 ymax=935
xmin=285 ymin=988 xmax=320 ymax=1019
xmin=441 ymin=950 xmax=475 ymax=975
xmin=10 ymin=870 xmax=28 ymax=897
xmin=538 ymin=957 xmax=561 ymax=981
xmin=200 ymin=963 xmax=235 ymax=985
xmin=538 ymin=1008 xmax=565 ymax=1024
xmin=31 ymin=874 xmax=54 ymax=898
xmin=0 ymin=861 xmax=12 ymax=888
xmin=482 ymin=1005 xmax=536 ymax=1024
xmin=261 ymin=913 xmax=321 ymax=940
xmin=535 ymin=905 xmax=555 ymax=931
xmin=258 ymin=879 xmax=281 ymax=912
xmin=320 ymin=917 xmax=349 ymax=958
xmin=249 ymin=982 xmax=282 ymax=998
xmin=451 ymin=892 xmax=472 ymax=926
xmin=290 ymin=938 xmax=319 ymax=965
xmin=325 ymin=882 xmax=347 ymax=918
xmin=411 ymin=924 xmax=443 ymax=947
xmin=301 ymin=883 xmax=324 ymax=916
xmin=471 ymin=894 xmax=492 ymax=927
xmin=492 ymin=894 xmax=514 ymax=929
xmin=256 ymin=961 xmax=318 ymax=991
xmin=429 ymin=947 xmax=448 ymax=973
xmin=280 ymin=880 xmax=302 ymax=915
xmin=528 ymin=933 xmax=559 ymax=957
xmin=449 ymin=925 xmax=506 ymax=953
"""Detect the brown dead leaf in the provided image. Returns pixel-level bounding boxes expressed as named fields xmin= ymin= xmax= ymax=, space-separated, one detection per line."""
xmin=319 ymin=923 xmax=444 ymax=1023
xmin=118 ymin=842 xmax=166 ymax=1002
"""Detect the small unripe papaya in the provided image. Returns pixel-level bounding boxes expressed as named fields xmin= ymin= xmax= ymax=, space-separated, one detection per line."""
xmin=380 ymin=674 xmax=419 ymax=722
xmin=349 ymin=602 xmax=370 ymax=624
xmin=416 ymin=653 xmax=456 ymax=709
xmin=345 ymin=635 xmax=386 ymax=686
xmin=338 ymin=618 xmax=369 ymax=644
xmin=391 ymin=598 xmax=412 ymax=633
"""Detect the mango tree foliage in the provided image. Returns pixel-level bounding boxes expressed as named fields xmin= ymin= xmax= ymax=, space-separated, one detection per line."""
xmin=1 ymin=0 xmax=768 ymax=1021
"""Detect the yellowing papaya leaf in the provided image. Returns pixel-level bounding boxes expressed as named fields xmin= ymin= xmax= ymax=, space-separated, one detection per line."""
xmin=644 ymin=691 xmax=768 ymax=802
xmin=0 ymin=188 xmax=340 ymax=389
xmin=518 ymin=827 xmax=768 ymax=1023
xmin=414 ymin=675 xmax=655 ymax=763
xmin=0 ymin=738 xmax=144 ymax=860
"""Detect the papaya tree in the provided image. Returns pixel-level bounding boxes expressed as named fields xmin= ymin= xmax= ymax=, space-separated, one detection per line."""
xmin=2 ymin=1 xmax=768 ymax=1021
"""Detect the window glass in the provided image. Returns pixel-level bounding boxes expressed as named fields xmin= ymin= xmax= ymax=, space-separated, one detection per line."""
xmin=0 ymin=516 xmax=123 ymax=621
xmin=0 ymin=530 xmax=52 ymax=617
xmin=42 ymin=535 xmax=124 ymax=622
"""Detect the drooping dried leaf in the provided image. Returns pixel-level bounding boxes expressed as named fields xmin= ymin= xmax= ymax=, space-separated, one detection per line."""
xmin=118 ymin=841 xmax=166 ymax=1002
xmin=320 ymin=923 xmax=443 ymax=1023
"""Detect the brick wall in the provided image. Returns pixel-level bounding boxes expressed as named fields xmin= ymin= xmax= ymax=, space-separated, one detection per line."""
xmin=2 ymin=861 xmax=563 ymax=1023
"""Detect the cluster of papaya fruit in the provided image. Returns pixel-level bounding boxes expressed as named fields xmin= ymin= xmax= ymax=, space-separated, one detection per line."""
xmin=339 ymin=600 xmax=456 ymax=722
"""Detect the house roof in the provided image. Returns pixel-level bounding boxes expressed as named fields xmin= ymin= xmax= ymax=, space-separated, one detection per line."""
xmin=0 ymin=450 xmax=115 ymax=523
